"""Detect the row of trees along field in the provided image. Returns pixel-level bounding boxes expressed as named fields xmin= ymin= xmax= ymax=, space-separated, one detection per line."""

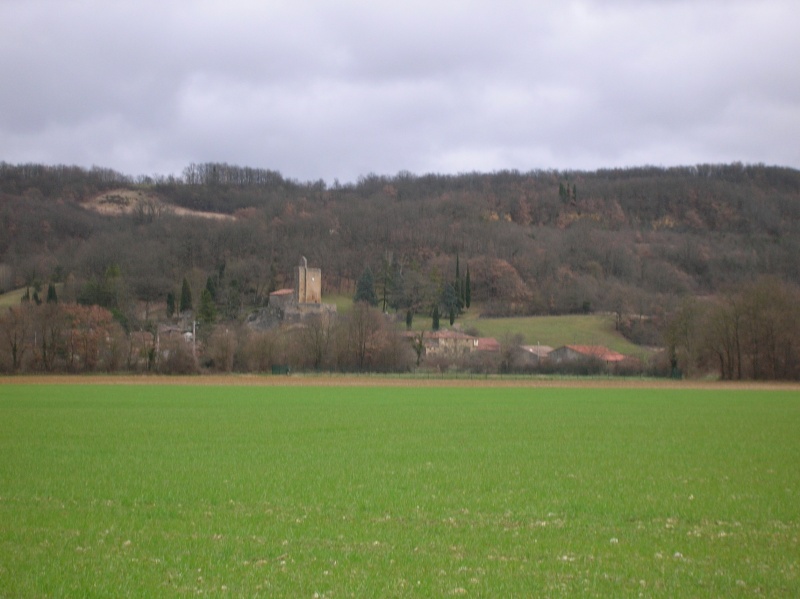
xmin=0 ymin=300 xmax=416 ymax=374
xmin=1 ymin=161 xmax=799 ymax=378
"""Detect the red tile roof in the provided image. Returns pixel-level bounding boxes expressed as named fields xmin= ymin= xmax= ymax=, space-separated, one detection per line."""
xmin=475 ymin=337 xmax=501 ymax=352
xmin=565 ymin=345 xmax=626 ymax=362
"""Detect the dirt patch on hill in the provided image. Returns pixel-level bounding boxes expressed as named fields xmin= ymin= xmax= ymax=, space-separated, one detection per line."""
xmin=2 ymin=374 xmax=798 ymax=391
xmin=82 ymin=189 xmax=234 ymax=221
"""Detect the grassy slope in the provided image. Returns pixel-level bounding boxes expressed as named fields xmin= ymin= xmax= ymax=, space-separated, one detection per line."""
xmin=0 ymin=284 xmax=65 ymax=309
xmin=400 ymin=301 xmax=650 ymax=358
xmin=459 ymin=311 xmax=649 ymax=356
xmin=322 ymin=293 xmax=354 ymax=314
xmin=0 ymin=287 xmax=26 ymax=308
xmin=1 ymin=384 xmax=797 ymax=597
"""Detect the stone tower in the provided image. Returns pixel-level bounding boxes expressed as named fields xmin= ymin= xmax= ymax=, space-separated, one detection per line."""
xmin=295 ymin=256 xmax=321 ymax=304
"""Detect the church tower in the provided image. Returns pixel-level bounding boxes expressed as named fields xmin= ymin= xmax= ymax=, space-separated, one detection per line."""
xmin=295 ymin=256 xmax=321 ymax=304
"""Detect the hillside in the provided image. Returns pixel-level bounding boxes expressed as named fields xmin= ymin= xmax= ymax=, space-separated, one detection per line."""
xmin=1 ymin=161 xmax=799 ymax=378
xmin=2 ymin=161 xmax=798 ymax=314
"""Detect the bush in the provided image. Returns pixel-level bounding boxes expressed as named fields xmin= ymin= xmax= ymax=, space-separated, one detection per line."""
xmin=158 ymin=338 xmax=198 ymax=374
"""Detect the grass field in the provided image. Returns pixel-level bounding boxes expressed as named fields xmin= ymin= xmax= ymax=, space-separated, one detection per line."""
xmin=392 ymin=301 xmax=649 ymax=358
xmin=1 ymin=383 xmax=798 ymax=597
xmin=458 ymin=312 xmax=645 ymax=356
xmin=0 ymin=287 xmax=27 ymax=309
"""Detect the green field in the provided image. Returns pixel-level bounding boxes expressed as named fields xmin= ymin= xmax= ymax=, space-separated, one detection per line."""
xmin=1 ymin=383 xmax=798 ymax=597
xmin=0 ymin=287 xmax=27 ymax=309
xmin=458 ymin=312 xmax=647 ymax=357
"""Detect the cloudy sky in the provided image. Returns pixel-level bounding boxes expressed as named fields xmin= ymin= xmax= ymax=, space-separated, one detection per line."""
xmin=2 ymin=0 xmax=798 ymax=183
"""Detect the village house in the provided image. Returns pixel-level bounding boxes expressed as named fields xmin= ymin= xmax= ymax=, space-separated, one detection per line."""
xmin=513 ymin=344 xmax=554 ymax=367
xmin=407 ymin=329 xmax=501 ymax=358
xmin=423 ymin=330 xmax=477 ymax=357
xmin=475 ymin=337 xmax=501 ymax=352
xmin=548 ymin=345 xmax=626 ymax=365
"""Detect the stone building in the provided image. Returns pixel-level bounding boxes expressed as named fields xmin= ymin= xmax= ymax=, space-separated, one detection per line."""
xmin=246 ymin=257 xmax=336 ymax=330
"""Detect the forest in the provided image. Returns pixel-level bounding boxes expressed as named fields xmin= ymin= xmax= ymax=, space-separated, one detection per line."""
xmin=1 ymin=161 xmax=799 ymax=378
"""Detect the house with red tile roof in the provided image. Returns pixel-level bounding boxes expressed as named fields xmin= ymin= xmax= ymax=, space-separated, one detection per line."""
xmin=549 ymin=345 xmax=626 ymax=364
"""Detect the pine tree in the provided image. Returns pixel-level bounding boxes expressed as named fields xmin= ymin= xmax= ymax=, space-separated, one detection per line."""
xmin=180 ymin=277 xmax=193 ymax=313
xmin=46 ymin=283 xmax=58 ymax=304
xmin=198 ymin=289 xmax=216 ymax=324
xmin=198 ymin=288 xmax=217 ymax=324
xmin=354 ymin=267 xmax=378 ymax=306
xmin=441 ymin=282 xmax=459 ymax=321
xmin=377 ymin=254 xmax=393 ymax=312
xmin=205 ymin=276 xmax=217 ymax=302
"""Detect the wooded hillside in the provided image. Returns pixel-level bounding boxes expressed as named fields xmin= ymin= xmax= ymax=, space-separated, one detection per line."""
xmin=1 ymin=161 xmax=799 ymax=378
xmin=2 ymin=161 xmax=798 ymax=310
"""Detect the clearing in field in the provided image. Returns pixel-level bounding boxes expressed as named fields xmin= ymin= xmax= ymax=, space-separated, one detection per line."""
xmin=0 ymin=383 xmax=798 ymax=597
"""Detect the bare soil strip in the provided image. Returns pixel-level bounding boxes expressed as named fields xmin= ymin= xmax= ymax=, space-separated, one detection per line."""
xmin=2 ymin=374 xmax=798 ymax=390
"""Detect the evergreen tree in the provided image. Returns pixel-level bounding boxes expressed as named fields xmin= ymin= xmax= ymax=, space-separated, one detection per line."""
xmin=198 ymin=288 xmax=217 ymax=324
xmin=377 ymin=254 xmax=393 ymax=312
xmin=166 ymin=292 xmax=176 ymax=318
xmin=46 ymin=283 xmax=58 ymax=304
xmin=432 ymin=305 xmax=440 ymax=331
xmin=180 ymin=277 xmax=193 ymax=313
xmin=455 ymin=253 xmax=464 ymax=310
xmin=405 ymin=308 xmax=413 ymax=329
xmin=441 ymin=282 xmax=459 ymax=321
xmin=205 ymin=276 xmax=217 ymax=302
xmin=354 ymin=267 xmax=378 ymax=306
xmin=465 ymin=267 xmax=471 ymax=309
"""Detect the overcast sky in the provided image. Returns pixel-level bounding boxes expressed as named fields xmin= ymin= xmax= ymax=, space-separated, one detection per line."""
xmin=2 ymin=0 xmax=798 ymax=183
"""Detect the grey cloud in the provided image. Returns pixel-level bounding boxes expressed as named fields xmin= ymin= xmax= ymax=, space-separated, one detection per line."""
xmin=1 ymin=0 xmax=798 ymax=182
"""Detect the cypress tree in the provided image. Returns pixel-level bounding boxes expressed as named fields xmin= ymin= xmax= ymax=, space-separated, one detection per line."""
xmin=166 ymin=292 xmax=176 ymax=318
xmin=46 ymin=283 xmax=58 ymax=304
xmin=198 ymin=288 xmax=216 ymax=324
xmin=432 ymin=305 xmax=440 ymax=331
xmin=180 ymin=277 xmax=193 ymax=313
xmin=455 ymin=254 xmax=464 ymax=310
xmin=465 ymin=267 xmax=471 ymax=309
